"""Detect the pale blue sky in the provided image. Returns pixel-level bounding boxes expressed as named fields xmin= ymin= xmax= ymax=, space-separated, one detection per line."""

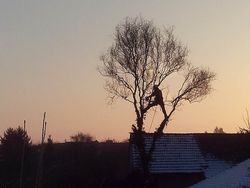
xmin=0 ymin=1 xmax=250 ymax=142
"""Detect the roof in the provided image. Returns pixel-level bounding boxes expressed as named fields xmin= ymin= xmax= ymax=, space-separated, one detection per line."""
xmin=130 ymin=133 xmax=207 ymax=174
xmin=191 ymin=158 xmax=250 ymax=188
xmin=130 ymin=133 xmax=250 ymax=176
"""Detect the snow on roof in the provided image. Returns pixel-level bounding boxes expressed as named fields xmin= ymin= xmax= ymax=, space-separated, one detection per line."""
xmin=130 ymin=134 xmax=207 ymax=174
xmin=202 ymin=153 xmax=233 ymax=178
xmin=191 ymin=158 xmax=250 ymax=188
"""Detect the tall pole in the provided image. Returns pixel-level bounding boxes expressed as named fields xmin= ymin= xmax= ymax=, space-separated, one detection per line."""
xmin=35 ymin=112 xmax=47 ymax=188
xmin=19 ymin=120 xmax=26 ymax=188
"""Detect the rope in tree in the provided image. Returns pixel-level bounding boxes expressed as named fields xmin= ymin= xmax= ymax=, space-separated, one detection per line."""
xmin=149 ymin=107 xmax=157 ymax=132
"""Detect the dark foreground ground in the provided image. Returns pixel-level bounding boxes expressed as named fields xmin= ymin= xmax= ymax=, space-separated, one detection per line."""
xmin=1 ymin=134 xmax=250 ymax=188
xmin=0 ymin=141 xmax=133 ymax=188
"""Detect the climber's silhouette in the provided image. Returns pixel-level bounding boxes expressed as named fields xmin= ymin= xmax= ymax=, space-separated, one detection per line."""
xmin=145 ymin=85 xmax=167 ymax=117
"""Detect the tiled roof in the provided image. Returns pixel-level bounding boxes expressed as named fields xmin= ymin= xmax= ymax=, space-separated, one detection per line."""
xmin=130 ymin=133 xmax=207 ymax=174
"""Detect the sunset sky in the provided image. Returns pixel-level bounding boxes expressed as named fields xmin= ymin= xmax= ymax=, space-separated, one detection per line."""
xmin=1 ymin=1 xmax=250 ymax=143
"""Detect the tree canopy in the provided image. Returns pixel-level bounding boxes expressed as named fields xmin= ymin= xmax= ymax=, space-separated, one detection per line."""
xmin=99 ymin=17 xmax=215 ymax=176
xmin=0 ymin=126 xmax=32 ymax=186
xmin=1 ymin=126 xmax=31 ymax=151
xmin=99 ymin=16 xmax=215 ymax=133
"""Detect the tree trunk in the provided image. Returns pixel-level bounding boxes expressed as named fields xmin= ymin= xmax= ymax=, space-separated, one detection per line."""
xmin=146 ymin=117 xmax=169 ymax=173
xmin=133 ymin=115 xmax=150 ymax=177
xmin=134 ymin=116 xmax=169 ymax=177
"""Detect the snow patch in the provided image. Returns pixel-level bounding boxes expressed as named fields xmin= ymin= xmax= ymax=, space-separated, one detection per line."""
xmin=191 ymin=159 xmax=250 ymax=188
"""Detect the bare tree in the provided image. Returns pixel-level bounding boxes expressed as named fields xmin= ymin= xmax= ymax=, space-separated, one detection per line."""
xmin=99 ymin=16 xmax=215 ymax=176
xmin=238 ymin=109 xmax=250 ymax=133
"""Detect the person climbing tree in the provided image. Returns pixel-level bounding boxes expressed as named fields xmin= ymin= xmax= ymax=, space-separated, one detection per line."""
xmin=99 ymin=16 xmax=215 ymax=177
xmin=145 ymin=85 xmax=167 ymax=117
